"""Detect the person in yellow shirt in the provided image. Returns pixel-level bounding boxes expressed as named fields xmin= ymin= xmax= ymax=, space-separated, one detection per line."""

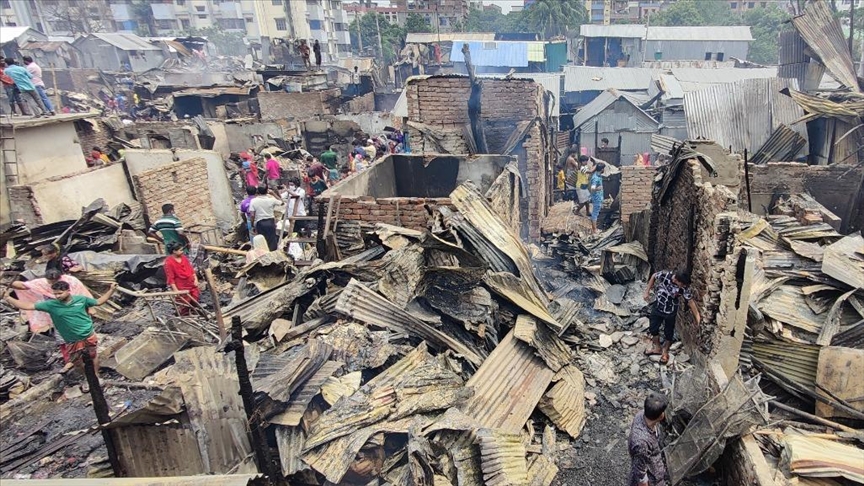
xmin=574 ymin=155 xmax=593 ymax=216
xmin=556 ymin=166 xmax=565 ymax=191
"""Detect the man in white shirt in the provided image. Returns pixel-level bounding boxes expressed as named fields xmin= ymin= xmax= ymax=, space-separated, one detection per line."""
xmin=248 ymin=185 xmax=282 ymax=251
xmin=22 ymin=56 xmax=55 ymax=115
xmin=281 ymin=177 xmax=308 ymax=233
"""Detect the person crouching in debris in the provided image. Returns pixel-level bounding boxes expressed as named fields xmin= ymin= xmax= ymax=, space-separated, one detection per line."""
xmin=148 ymin=203 xmax=190 ymax=255
xmin=41 ymin=243 xmax=83 ymax=274
xmin=643 ymin=270 xmax=701 ymax=364
xmin=589 ymin=162 xmax=605 ymax=233
xmin=628 ymin=392 xmax=669 ymax=486
xmin=4 ymin=281 xmax=117 ymax=392
xmin=164 ymin=242 xmax=200 ymax=316
xmin=249 ymin=185 xmax=283 ymax=251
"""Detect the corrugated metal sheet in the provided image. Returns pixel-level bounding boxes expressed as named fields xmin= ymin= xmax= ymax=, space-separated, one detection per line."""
xmin=778 ymin=62 xmax=827 ymax=92
xmin=475 ymin=428 xmax=529 ymax=484
xmin=646 ymin=26 xmax=753 ymax=41
xmin=759 ymin=285 xmax=824 ymax=334
xmin=449 ymin=41 xmax=529 ymax=67
xmin=537 ymin=366 xmax=586 ymax=438
xmin=0 ymin=26 xmax=36 ymax=45
xmin=792 ymin=0 xmax=860 ymax=92
xmin=460 ymin=330 xmax=555 ymax=433
xmin=644 ymin=40 xmax=750 ymax=64
xmin=406 ymin=32 xmax=495 ymax=43
xmin=750 ymin=124 xmax=807 ymax=164
xmin=670 ymin=67 xmax=778 ymax=85
xmin=275 ymin=425 xmax=307 ymax=476
xmin=270 ymin=360 xmax=343 ymax=426
xmin=684 ymin=77 xmax=806 ymax=154
xmin=334 ymin=279 xmax=484 ymax=365
xmin=89 ymin=32 xmax=161 ymax=51
xmin=779 ymin=30 xmax=807 ymax=65
xmin=658 ymin=73 xmax=685 ymax=99
xmin=392 ymin=88 xmax=408 ymax=118
xmin=580 ymin=24 xmax=646 ymax=38
xmin=752 ymin=340 xmax=820 ymax=388
xmin=1 ymin=476 xmax=263 ymax=486
xmin=572 ymin=89 xmax=657 ymax=130
xmin=563 ymin=66 xmax=658 ymax=92
xmin=651 ymin=133 xmax=679 ymax=154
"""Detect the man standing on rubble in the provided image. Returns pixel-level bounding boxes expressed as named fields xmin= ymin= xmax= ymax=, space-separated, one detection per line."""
xmin=643 ymin=269 xmax=700 ymax=364
xmin=574 ymin=155 xmax=593 ymax=217
xmin=148 ymin=203 xmax=190 ymax=255
xmin=628 ymin=392 xmax=669 ymax=486
xmin=299 ymin=40 xmax=311 ymax=70
xmin=313 ymin=39 xmax=322 ymax=70
xmin=248 ymin=185 xmax=283 ymax=251
xmin=22 ymin=56 xmax=56 ymax=115
xmin=264 ymin=152 xmax=281 ymax=189
xmin=4 ymin=281 xmax=118 ymax=392
xmin=3 ymin=58 xmax=49 ymax=117
xmin=1 ymin=59 xmax=24 ymax=115
xmin=320 ymin=145 xmax=338 ymax=173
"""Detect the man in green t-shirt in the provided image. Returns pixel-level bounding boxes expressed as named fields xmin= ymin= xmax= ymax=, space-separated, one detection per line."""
xmin=5 ymin=280 xmax=117 ymax=389
xmin=320 ymin=146 xmax=338 ymax=170
xmin=147 ymin=203 xmax=190 ymax=254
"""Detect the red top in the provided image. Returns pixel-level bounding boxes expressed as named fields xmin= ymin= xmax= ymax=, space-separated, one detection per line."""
xmin=164 ymin=254 xmax=196 ymax=290
xmin=266 ymin=158 xmax=281 ymax=180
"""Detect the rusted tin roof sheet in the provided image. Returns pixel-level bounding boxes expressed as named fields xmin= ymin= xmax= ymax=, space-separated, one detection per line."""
xmin=475 ymin=428 xmax=529 ymax=485
xmin=750 ymin=124 xmax=807 ymax=165
xmin=460 ymin=331 xmax=555 ymax=433
xmin=537 ymin=366 xmax=587 ymax=439
xmin=792 ymin=0 xmax=860 ymax=92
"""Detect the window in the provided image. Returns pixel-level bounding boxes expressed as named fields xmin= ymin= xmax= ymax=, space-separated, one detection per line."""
xmin=705 ymin=52 xmax=712 ymax=60
xmin=275 ymin=18 xmax=287 ymax=30
xmin=309 ymin=19 xmax=322 ymax=30
xmin=747 ymin=1 xmax=754 ymax=7
xmin=1 ymin=0 xmax=11 ymax=9
xmin=730 ymin=2 xmax=737 ymax=8
xmin=195 ymin=5 xmax=205 ymax=11
xmin=197 ymin=14 xmax=207 ymax=18
xmin=439 ymin=16 xmax=447 ymax=26
xmin=760 ymin=1 xmax=766 ymax=6
xmin=272 ymin=0 xmax=282 ymax=4
xmin=218 ymin=18 xmax=245 ymax=29
xmin=245 ymin=17 xmax=253 ymax=23
xmin=716 ymin=52 xmax=725 ymax=61
xmin=181 ymin=18 xmax=191 ymax=28
xmin=176 ymin=0 xmax=186 ymax=4
xmin=156 ymin=19 xmax=176 ymax=29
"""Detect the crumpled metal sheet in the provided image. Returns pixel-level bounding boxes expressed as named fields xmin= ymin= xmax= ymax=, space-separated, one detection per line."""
xmin=537 ymin=366 xmax=586 ymax=439
xmin=474 ymin=428 xmax=529 ymax=486
xmin=270 ymin=360 xmax=343 ymax=426
xmin=460 ymin=331 xmax=555 ymax=434
xmin=418 ymin=266 xmax=495 ymax=329
xmin=821 ymin=234 xmax=864 ymax=290
xmin=513 ymin=315 xmax=573 ymax=372
xmin=791 ymin=0 xmax=861 ymax=93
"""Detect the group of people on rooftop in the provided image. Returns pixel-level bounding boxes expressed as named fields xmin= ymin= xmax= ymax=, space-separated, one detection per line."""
xmin=1 ymin=56 xmax=56 ymax=117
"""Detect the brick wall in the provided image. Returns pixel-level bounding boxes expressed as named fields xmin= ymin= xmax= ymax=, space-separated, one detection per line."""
xmin=649 ymin=160 xmax=740 ymax=363
xmin=329 ymin=195 xmax=452 ymax=231
xmin=404 ymin=75 xmax=550 ymax=240
xmin=744 ymin=162 xmax=864 ymax=233
xmin=74 ymin=119 xmax=113 ymax=158
xmin=343 ymin=92 xmax=375 ymax=114
xmin=258 ymin=89 xmax=341 ymax=122
xmin=620 ymin=166 xmax=656 ymax=224
xmin=132 ymin=158 xmax=216 ymax=227
xmin=7 ymin=186 xmax=38 ymax=225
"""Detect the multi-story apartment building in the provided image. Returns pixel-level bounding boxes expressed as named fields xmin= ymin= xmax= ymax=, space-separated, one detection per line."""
xmin=391 ymin=0 xmax=469 ymax=31
xmin=1 ymin=0 xmax=351 ymax=60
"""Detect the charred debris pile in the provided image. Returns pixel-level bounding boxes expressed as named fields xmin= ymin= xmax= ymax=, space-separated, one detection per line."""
xmin=0 ymin=181 xmax=596 ymax=484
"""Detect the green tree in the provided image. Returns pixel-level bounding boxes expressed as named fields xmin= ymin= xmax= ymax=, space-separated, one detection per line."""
xmin=462 ymin=6 xmax=510 ymax=32
xmin=648 ymin=0 xmax=733 ymax=26
xmin=130 ymin=0 xmax=156 ymax=36
xmin=742 ymin=7 xmax=792 ymax=64
xmin=405 ymin=13 xmax=433 ymax=33
xmin=349 ymin=12 xmax=407 ymax=64
xmin=523 ymin=0 xmax=587 ymax=38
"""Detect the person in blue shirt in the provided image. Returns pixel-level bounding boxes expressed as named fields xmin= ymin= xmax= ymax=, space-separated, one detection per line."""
xmin=589 ymin=162 xmax=605 ymax=234
xmin=3 ymin=58 xmax=49 ymax=117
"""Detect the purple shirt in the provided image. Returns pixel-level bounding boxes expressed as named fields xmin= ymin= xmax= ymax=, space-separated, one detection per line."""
xmin=240 ymin=196 xmax=254 ymax=214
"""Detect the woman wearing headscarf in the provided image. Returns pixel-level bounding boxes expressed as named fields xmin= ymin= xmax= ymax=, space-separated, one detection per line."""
xmin=164 ymin=241 xmax=199 ymax=316
xmin=7 ymin=268 xmax=92 ymax=333
xmin=41 ymin=244 xmax=83 ymax=274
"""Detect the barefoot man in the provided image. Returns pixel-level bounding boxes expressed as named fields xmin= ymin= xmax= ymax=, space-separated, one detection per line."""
xmin=643 ymin=270 xmax=700 ymax=364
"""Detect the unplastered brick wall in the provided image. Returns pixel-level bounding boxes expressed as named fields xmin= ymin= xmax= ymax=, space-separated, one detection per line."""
xmin=343 ymin=92 xmax=375 ymax=114
xmin=522 ymin=124 xmax=548 ymax=240
xmin=620 ymin=166 xmax=656 ymax=224
xmin=331 ymin=196 xmax=453 ymax=231
xmin=74 ymin=119 xmax=112 ymax=157
xmin=743 ymin=162 xmax=864 ymax=233
xmin=132 ymin=158 xmax=216 ymax=227
xmin=258 ymin=89 xmax=341 ymax=122
xmin=649 ymin=160 xmax=741 ymax=364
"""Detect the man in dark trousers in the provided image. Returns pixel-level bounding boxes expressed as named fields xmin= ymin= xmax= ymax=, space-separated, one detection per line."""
xmin=643 ymin=269 xmax=701 ymax=364
xmin=313 ymin=39 xmax=322 ymax=69
xmin=248 ymin=185 xmax=283 ymax=251
xmin=628 ymin=392 xmax=669 ymax=486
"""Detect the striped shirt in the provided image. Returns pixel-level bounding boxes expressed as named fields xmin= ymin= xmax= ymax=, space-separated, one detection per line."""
xmin=149 ymin=215 xmax=185 ymax=253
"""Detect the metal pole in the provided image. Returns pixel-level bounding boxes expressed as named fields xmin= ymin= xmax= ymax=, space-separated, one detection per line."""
xmin=357 ymin=11 xmax=363 ymax=54
xmin=744 ymin=148 xmax=752 ymax=213
xmin=375 ymin=13 xmax=383 ymax=61
xmin=82 ymin=353 xmax=125 ymax=477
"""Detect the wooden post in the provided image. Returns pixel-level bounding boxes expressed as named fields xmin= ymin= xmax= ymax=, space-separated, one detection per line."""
xmin=743 ymin=149 xmax=752 ymax=212
xmin=229 ymin=316 xmax=283 ymax=484
xmin=204 ymin=267 xmax=227 ymax=340
xmin=82 ymin=353 xmax=125 ymax=477
xmin=316 ymin=200 xmax=327 ymax=259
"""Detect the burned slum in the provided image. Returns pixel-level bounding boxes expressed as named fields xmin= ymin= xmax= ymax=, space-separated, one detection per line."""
xmin=1 ymin=1 xmax=864 ymax=486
